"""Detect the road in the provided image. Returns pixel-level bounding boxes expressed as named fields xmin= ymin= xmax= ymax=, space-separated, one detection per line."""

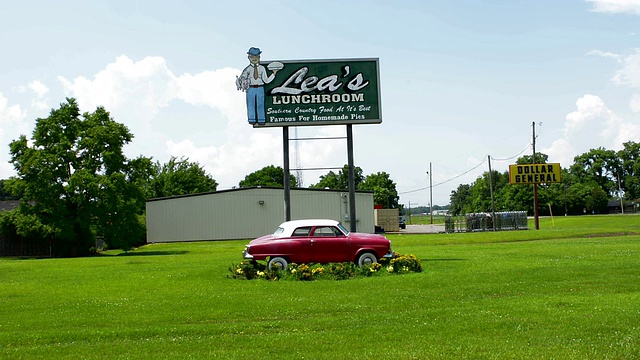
xmin=390 ymin=224 xmax=445 ymax=234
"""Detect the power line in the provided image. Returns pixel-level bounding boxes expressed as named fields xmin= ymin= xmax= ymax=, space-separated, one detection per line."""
xmin=490 ymin=143 xmax=531 ymax=162
xmin=399 ymin=158 xmax=486 ymax=195
xmin=399 ymin=143 xmax=531 ymax=196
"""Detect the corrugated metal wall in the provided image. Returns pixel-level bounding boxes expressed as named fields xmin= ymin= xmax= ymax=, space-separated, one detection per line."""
xmin=146 ymin=187 xmax=375 ymax=243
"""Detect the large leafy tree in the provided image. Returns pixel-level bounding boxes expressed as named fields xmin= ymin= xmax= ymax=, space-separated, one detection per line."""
xmin=1 ymin=98 xmax=153 ymax=255
xmin=359 ymin=171 xmax=399 ymax=208
xmin=570 ymin=147 xmax=619 ymax=196
xmin=449 ymin=184 xmax=471 ymax=215
xmin=309 ymin=165 xmax=364 ymax=190
xmin=310 ymin=166 xmax=399 ymax=208
xmin=239 ymin=165 xmax=297 ymax=188
xmin=148 ymin=156 xmax=218 ymax=198
xmin=618 ymin=141 xmax=640 ymax=200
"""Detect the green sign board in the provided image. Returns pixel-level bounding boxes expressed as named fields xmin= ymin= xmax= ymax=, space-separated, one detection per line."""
xmin=237 ymin=55 xmax=381 ymax=127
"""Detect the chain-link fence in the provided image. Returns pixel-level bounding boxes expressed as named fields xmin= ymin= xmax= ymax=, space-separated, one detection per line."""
xmin=445 ymin=211 xmax=528 ymax=233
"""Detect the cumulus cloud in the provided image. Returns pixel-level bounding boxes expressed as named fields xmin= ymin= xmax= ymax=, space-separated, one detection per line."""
xmin=544 ymin=94 xmax=640 ymax=165
xmin=0 ymin=93 xmax=28 ymax=177
xmin=17 ymin=80 xmax=50 ymax=111
xmin=586 ymin=0 xmax=640 ymax=15
xmin=547 ymin=47 xmax=640 ymax=165
xmin=0 ymin=93 xmax=24 ymax=132
xmin=56 ymin=55 xmax=344 ymax=189
xmin=58 ymin=55 xmax=177 ymax=117
xmin=612 ymin=50 xmax=640 ymax=88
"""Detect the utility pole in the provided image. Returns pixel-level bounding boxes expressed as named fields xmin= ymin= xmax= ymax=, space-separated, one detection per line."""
xmin=618 ymin=177 xmax=624 ymax=214
xmin=428 ymin=162 xmax=433 ymax=225
xmin=488 ymin=155 xmax=496 ymax=231
xmin=532 ymin=122 xmax=540 ymax=230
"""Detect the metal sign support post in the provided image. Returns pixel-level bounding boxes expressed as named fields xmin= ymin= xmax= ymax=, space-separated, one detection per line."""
xmin=532 ymin=122 xmax=540 ymax=230
xmin=347 ymin=125 xmax=357 ymax=232
xmin=283 ymin=126 xmax=291 ymax=221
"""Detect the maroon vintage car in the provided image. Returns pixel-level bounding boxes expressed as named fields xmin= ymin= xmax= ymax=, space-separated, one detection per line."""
xmin=243 ymin=219 xmax=394 ymax=270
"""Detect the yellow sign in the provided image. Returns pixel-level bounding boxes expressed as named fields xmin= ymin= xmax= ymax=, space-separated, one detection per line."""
xmin=509 ymin=163 xmax=562 ymax=185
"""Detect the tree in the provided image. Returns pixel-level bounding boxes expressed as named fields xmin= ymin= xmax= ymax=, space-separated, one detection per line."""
xmin=618 ymin=141 xmax=640 ymax=200
xmin=516 ymin=153 xmax=549 ymax=165
xmin=571 ymin=147 xmax=619 ymax=196
xmin=1 ymin=98 xmax=152 ymax=256
xmin=148 ymin=156 xmax=218 ymax=198
xmin=449 ymin=184 xmax=471 ymax=215
xmin=0 ymin=179 xmax=21 ymax=200
xmin=359 ymin=171 xmax=399 ymax=208
xmin=239 ymin=165 xmax=297 ymax=188
xmin=310 ymin=165 xmax=364 ymax=190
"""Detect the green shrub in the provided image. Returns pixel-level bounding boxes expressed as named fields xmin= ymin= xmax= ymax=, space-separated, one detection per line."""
xmin=387 ymin=253 xmax=423 ymax=274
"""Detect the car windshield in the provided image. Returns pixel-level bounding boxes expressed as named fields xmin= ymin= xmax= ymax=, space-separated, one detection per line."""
xmin=274 ymin=227 xmax=285 ymax=235
xmin=337 ymin=223 xmax=349 ymax=235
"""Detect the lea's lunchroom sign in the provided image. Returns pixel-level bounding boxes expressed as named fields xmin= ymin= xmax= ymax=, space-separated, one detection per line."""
xmin=237 ymin=50 xmax=381 ymax=127
xmin=509 ymin=163 xmax=562 ymax=185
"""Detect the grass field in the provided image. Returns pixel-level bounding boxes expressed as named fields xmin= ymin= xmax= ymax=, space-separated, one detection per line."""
xmin=1 ymin=215 xmax=639 ymax=359
xmin=405 ymin=214 xmax=447 ymax=225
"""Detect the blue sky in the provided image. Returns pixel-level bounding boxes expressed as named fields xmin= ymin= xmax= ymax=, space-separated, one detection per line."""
xmin=1 ymin=0 xmax=639 ymax=207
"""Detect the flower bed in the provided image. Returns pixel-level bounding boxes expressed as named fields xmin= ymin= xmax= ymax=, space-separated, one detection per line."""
xmin=228 ymin=253 xmax=422 ymax=281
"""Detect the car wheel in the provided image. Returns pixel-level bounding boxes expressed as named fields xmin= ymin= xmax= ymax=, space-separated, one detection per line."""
xmin=268 ymin=257 xmax=288 ymax=271
xmin=356 ymin=252 xmax=377 ymax=267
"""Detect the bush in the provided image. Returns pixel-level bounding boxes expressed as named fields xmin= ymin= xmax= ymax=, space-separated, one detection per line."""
xmin=227 ymin=260 xmax=280 ymax=280
xmin=382 ymin=253 xmax=423 ymax=274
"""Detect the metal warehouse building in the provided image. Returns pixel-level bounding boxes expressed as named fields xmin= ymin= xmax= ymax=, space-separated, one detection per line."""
xmin=146 ymin=187 xmax=375 ymax=243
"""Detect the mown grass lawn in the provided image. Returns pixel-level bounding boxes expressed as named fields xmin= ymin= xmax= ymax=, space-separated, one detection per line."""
xmin=1 ymin=214 xmax=639 ymax=359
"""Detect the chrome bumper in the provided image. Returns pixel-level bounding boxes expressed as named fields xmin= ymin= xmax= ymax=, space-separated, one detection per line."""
xmin=382 ymin=251 xmax=395 ymax=259
xmin=242 ymin=248 xmax=254 ymax=260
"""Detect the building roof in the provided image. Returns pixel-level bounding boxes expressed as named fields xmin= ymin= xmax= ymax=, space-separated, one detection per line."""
xmin=146 ymin=186 xmax=373 ymax=202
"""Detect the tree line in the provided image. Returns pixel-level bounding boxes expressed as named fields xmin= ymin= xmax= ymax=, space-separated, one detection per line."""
xmin=0 ymin=99 xmax=399 ymax=256
xmin=448 ymin=143 xmax=640 ymax=216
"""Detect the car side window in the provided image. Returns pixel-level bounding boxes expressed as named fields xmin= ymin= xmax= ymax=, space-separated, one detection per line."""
xmin=312 ymin=226 xmax=342 ymax=237
xmin=292 ymin=227 xmax=312 ymax=237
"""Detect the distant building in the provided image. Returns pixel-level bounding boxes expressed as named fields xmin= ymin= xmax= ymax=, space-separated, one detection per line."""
xmin=607 ymin=199 xmax=635 ymax=214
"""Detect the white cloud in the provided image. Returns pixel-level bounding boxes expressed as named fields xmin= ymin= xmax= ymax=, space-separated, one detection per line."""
xmin=17 ymin=80 xmax=50 ymax=110
xmin=55 ymin=55 xmax=345 ymax=189
xmin=58 ymin=55 xmax=177 ymax=116
xmin=586 ymin=49 xmax=622 ymax=62
xmin=0 ymin=93 xmax=24 ymax=131
xmin=612 ymin=50 xmax=640 ymax=88
xmin=0 ymin=93 xmax=28 ymax=177
xmin=544 ymin=94 xmax=640 ymax=165
xmin=587 ymin=0 xmax=640 ymax=15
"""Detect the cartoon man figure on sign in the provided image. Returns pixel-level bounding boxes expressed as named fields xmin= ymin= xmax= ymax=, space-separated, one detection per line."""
xmin=236 ymin=47 xmax=283 ymax=125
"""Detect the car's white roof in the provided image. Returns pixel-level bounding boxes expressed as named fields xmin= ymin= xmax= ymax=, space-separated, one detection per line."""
xmin=275 ymin=219 xmax=343 ymax=237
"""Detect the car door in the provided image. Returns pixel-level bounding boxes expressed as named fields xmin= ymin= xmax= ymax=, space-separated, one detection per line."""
xmin=289 ymin=226 xmax=313 ymax=263
xmin=309 ymin=226 xmax=351 ymax=263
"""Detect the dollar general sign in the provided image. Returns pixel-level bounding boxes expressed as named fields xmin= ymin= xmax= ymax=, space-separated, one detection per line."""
xmin=509 ymin=163 xmax=562 ymax=185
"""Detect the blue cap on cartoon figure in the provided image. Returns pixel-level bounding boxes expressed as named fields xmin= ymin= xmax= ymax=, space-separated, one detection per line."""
xmin=247 ymin=47 xmax=262 ymax=56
